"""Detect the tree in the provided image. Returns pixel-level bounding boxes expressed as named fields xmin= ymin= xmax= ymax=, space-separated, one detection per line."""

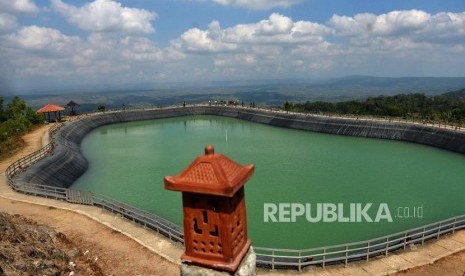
xmin=283 ymin=101 xmax=292 ymax=113
xmin=0 ymin=96 xmax=43 ymax=144
xmin=0 ymin=97 xmax=5 ymax=122
xmin=6 ymin=96 xmax=27 ymax=119
xmin=26 ymin=106 xmax=42 ymax=124
xmin=97 ymin=104 xmax=105 ymax=112
xmin=288 ymin=91 xmax=465 ymax=125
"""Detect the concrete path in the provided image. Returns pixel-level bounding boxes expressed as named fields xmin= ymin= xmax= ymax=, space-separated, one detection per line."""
xmin=1 ymin=128 xmax=465 ymax=275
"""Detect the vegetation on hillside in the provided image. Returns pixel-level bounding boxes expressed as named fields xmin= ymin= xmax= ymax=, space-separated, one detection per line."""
xmin=284 ymin=91 xmax=465 ymax=125
xmin=0 ymin=96 xmax=43 ymax=158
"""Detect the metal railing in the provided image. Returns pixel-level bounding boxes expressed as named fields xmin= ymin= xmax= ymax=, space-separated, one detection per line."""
xmin=71 ymin=103 xmax=465 ymax=133
xmin=4 ymin=106 xmax=465 ymax=271
xmin=5 ymin=177 xmax=184 ymax=245
xmin=252 ymin=106 xmax=464 ymax=132
xmin=254 ymin=215 xmax=465 ymax=270
xmin=92 ymin=194 xmax=184 ymax=244
xmin=5 ymin=122 xmax=62 ymax=181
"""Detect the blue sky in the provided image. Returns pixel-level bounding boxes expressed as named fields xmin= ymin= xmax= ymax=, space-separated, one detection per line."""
xmin=1 ymin=0 xmax=465 ymax=93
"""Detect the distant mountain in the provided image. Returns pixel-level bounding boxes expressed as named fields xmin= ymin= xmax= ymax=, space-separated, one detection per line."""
xmin=5 ymin=76 xmax=465 ymax=112
xmin=347 ymin=75 xmax=465 ymax=92
xmin=282 ymin=75 xmax=465 ymax=101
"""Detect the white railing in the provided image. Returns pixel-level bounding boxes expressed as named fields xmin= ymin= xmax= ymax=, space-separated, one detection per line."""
xmin=254 ymin=215 xmax=465 ymax=270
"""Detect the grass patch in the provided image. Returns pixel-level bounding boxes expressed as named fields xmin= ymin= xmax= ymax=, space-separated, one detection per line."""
xmin=0 ymin=124 xmax=44 ymax=162
xmin=0 ymin=135 xmax=26 ymax=161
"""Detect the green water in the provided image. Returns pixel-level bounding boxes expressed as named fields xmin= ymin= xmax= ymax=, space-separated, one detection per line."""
xmin=72 ymin=115 xmax=465 ymax=249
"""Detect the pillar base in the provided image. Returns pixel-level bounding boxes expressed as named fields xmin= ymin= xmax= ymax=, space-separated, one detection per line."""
xmin=180 ymin=247 xmax=256 ymax=276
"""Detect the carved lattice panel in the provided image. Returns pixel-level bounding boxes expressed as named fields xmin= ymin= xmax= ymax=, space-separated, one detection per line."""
xmin=229 ymin=188 xmax=247 ymax=255
xmin=186 ymin=195 xmax=224 ymax=258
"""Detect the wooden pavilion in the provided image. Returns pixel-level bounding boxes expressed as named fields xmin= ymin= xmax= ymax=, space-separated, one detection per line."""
xmin=66 ymin=100 xmax=79 ymax=116
xmin=37 ymin=104 xmax=65 ymax=122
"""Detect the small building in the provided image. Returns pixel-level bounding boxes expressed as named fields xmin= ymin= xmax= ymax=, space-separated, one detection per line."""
xmin=65 ymin=100 xmax=80 ymax=116
xmin=37 ymin=104 xmax=65 ymax=122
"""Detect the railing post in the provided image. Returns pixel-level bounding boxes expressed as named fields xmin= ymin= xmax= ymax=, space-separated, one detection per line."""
xmin=437 ymin=223 xmax=441 ymax=239
xmin=422 ymin=227 xmax=426 ymax=245
xmin=272 ymin=249 xmax=275 ymax=270
xmin=385 ymin=237 xmax=388 ymax=255
xmin=322 ymin=248 xmax=326 ymax=269
xmin=403 ymin=233 xmax=407 ymax=250
xmin=298 ymin=251 xmax=302 ymax=271
xmin=366 ymin=242 xmax=370 ymax=261
xmin=453 ymin=218 xmax=457 ymax=233
xmin=345 ymin=245 xmax=348 ymax=266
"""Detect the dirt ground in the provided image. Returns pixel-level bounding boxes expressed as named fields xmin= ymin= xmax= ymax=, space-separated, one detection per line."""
xmin=0 ymin=124 xmax=51 ymax=172
xmin=0 ymin=199 xmax=178 ymax=276
xmin=1 ymin=124 xmax=465 ymax=276
xmin=0 ymin=124 xmax=178 ymax=276
xmin=393 ymin=250 xmax=465 ymax=276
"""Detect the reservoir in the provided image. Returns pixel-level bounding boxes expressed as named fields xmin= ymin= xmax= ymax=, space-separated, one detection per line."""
xmin=72 ymin=115 xmax=465 ymax=249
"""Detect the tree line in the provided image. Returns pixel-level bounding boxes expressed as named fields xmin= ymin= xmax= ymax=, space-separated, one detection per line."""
xmin=284 ymin=92 xmax=465 ymax=125
xmin=0 ymin=96 xmax=43 ymax=158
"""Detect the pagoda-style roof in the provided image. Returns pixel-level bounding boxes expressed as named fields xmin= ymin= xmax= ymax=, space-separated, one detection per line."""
xmin=164 ymin=145 xmax=254 ymax=197
xmin=37 ymin=104 xmax=65 ymax=113
xmin=66 ymin=100 xmax=79 ymax=107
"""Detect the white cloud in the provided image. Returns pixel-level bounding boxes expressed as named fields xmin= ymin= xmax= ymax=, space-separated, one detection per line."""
xmin=51 ymin=0 xmax=156 ymax=34
xmin=8 ymin=25 xmax=81 ymax=54
xmin=330 ymin=10 xmax=465 ymax=44
xmin=0 ymin=0 xmax=39 ymax=14
xmin=171 ymin=13 xmax=335 ymax=78
xmin=326 ymin=9 xmax=465 ymax=60
xmin=330 ymin=10 xmax=431 ymax=37
xmin=0 ymin=13 xmax=18 ymax=31
xmin=176 ymin=13 xmax=329 ymax=53
xmin=178 ymin=22 xmax=238 ymax=53
xmin=423 ymin=12 xmax=465 ymax=44
xmin=255 ymin=12 xmax=293 ymax=35
xmin=0 ymin=0 xmax=38 ymax=33
xmin=2 ymin=9 xmax=465 ymax=87
xmin=206 ymin=0 xmax=301 ymax=10
xmin=170 ymin=10 xmax=465 ymax=80
xmin=2 ymin=25 xmax=183 ymax=81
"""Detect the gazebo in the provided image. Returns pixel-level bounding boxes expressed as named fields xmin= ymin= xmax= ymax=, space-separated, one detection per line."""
xmin=66 ymin=100 xmax=79 ymax=116
xmin=37 ymin=104 xmax=65 ymax=122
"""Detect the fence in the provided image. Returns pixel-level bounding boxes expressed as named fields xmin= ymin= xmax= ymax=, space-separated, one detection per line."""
xmin=4 ymin=106 xmax=465 ymax=271
xmin=5 ymin=122 xmax=62 ymax=181
xmin=255 ymin=215 xmax=465 ymax=270
xmin=255 ymin=107 xmax=464 ymax=132
xmin=76 ymin=103 xmax=464 ymax=133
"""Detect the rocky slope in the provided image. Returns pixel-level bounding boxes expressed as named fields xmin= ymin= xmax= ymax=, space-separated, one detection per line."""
xmin=0 ymin=212 xmax=102 ymax=276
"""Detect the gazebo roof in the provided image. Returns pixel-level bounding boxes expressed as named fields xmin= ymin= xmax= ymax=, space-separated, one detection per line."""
xmin=66 ymin=100 xmax=79 ymax=107
xmin=37 ymin=104 xmax=65 ymax=113
xmin=164 ymin=145 xmax=254 ymax=197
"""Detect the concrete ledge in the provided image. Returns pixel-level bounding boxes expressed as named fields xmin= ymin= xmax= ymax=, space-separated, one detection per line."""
xmin=181 ymin=247 xmax=256 ymax=276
